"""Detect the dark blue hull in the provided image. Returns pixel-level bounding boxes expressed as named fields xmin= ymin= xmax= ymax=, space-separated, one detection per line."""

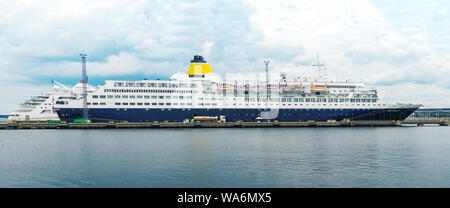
xmin=56 ymin=107 xmax=418 ymax=122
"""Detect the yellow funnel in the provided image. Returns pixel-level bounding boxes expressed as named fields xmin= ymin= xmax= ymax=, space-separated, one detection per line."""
xmin=186 ymin=55 xmax=212 ymax=76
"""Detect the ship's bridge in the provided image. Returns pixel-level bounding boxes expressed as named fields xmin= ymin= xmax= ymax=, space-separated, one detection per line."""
xmin=186 ymin=55 xmax=212 ymax=78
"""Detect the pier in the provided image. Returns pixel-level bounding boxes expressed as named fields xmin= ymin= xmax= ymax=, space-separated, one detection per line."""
xmin=408 ymin=108 xmax=450 ymax=120
xmin=0 ymin=119 xmax=447 ymax=129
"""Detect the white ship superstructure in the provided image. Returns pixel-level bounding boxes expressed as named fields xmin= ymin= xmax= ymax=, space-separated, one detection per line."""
xmin=8 ymin=81 xmax=97 ymax=122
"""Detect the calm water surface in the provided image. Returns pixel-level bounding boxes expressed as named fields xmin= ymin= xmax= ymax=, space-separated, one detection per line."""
xmin=0 ymin=126 xmax=449 ymax=187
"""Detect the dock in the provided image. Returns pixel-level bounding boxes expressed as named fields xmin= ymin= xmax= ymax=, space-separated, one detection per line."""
xmin=0 ymin=119 xmax=448 ymax=129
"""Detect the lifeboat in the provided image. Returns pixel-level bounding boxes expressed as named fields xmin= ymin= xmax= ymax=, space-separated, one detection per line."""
xmin=311 ymin=85 xmax=328 ymax=91
xmin=311 ymin=85 xmax=328 ymax=96
xmin=217 ymin=83 xmax=232 ymax=88
xmin=264 ymin=84 xmax=279 ymax=89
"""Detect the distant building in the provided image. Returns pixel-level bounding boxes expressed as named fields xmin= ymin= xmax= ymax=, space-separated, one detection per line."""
xmin=408 ymin=108 xmax=450 ymax=119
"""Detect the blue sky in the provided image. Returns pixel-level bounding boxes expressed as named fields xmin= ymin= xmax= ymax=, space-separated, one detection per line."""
xmin=0 ymin=0 xmax=449 ymax=113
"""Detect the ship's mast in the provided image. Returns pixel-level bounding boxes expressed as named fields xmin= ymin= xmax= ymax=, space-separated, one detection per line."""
xmin=312 ymin=54 xmax=327 ymax=78
xmin=80 ymin=53 xmax=88 ymax=121
xmin=264 ymin=60 xmax=270 ymax=110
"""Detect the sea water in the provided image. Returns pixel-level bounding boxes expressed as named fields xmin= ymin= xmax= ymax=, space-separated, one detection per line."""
xmin=0 ymin=126 xmax=449 ymax=187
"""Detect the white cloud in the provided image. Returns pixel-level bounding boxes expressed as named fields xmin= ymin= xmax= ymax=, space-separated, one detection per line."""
xmin=0 ymin=82 xmax=51 ymax=114
xmin=201 ymin=41 xmax=214 ymax=58
xmin=0 ymin=0 xmax=449 ymax=113
xmin=244 ymin=0 xmax=450 ymax=95
xmin=29 ymin=52 xmax=186 ymax=77
xmin=378 ymin=83 xmax=450 ymax=108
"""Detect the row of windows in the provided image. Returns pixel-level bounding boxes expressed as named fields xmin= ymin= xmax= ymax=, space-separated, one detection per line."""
xmin=327 ymin=85 xmax=356 ymax=88
xmin=86 ymin=102 xmax=385 ymax=107
xmin=279 ymin=103 xmax=385 ymax=107
xmin=280 ymin=98 xmax=377 ymax=103
xmin=117 ymin=103 xmax=193 ymax=106
xmin=104 ymin=89 xmax=195 ymax=93
xmin=105 ymin=88 xmax=375 ymax=98
xmin=113 ymin=82 xmax=196 ymax=88
xmin=88 ymin=102 xmax=194 ymax=106
xmin=113 ymin=82 xmax=363 ymax=90
xmin=87 ymin=102 xmax=107 ymax=105
xmin=354 ymin=94 xmax=378 ymax=98
xmin=91 ymin=95 xmax=376 ymax=103
xmin=221 ymin=103 xmax=383 ymax=107
xmin=92 ymin=95 xmax=193 ymax=99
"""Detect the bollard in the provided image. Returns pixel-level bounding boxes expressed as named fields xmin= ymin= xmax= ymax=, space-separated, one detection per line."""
xmin=272 ymin=120 xmax=280 ymax=127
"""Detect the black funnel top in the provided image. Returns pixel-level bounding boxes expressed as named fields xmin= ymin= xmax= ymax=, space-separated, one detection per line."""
xmin=191 ymin=55 xmax=206 ymax=63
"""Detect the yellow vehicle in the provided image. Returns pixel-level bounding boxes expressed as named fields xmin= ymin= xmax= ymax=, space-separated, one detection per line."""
xmin=192 ymin=115 xmax=226 ymax=123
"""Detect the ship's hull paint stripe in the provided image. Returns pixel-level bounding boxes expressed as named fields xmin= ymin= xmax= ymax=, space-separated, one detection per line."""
xmin=56 ymin=107 xmax=418 ymax=122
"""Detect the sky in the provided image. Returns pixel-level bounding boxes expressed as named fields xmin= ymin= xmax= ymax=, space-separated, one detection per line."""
xmin=0 ymin=0 xmax=449 ymax=114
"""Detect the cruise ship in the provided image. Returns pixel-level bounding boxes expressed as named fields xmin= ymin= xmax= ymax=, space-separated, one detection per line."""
xmin=54 ymin=55 xmax=421 ymax=122
xmin=8 ymin=81 xmax=97 ymax=122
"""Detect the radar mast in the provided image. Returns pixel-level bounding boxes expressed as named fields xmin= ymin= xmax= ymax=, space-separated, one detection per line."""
xmin=312 ymin=54 xmax=327 ymax=79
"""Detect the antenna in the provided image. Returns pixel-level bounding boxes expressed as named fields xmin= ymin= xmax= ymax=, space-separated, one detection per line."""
xmin=80 ymin=53 xmax=89 ymax=121
xmin=264 ymin=60 xmax=270 ymax=110
xmin=52 ymin=80 xmax=71 ymax=91
xmin=312 ymin=54 xmax=327 ymax=78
